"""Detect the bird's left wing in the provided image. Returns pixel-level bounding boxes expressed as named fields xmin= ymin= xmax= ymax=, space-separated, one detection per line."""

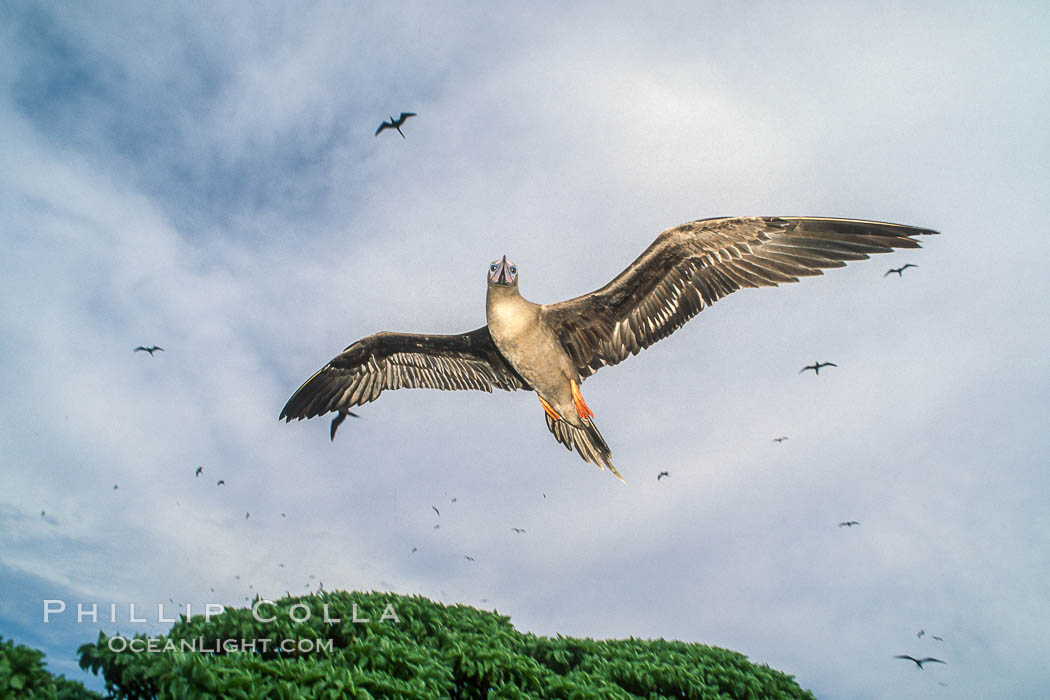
xmin=280 ymin=326 xmax=529 ymax=422
xmin=375 ymin=122 xmax=391 ymax=136
xmin=542 ymin=216 xmax=938 ymax=379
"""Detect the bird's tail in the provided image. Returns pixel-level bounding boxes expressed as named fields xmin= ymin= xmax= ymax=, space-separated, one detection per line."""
xmin=544 ymin=414 xmax=625 ymax=483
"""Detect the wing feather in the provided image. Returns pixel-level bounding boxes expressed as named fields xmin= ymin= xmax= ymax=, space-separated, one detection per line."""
xmin=280 ymin=326 xmax=528 ymax=421
xmin=543 ymin=216 xmax=938 ymax=378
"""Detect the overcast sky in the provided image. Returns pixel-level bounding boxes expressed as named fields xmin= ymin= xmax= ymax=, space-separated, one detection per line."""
xmin=2 ymin=2 xmax=1048 ymax=697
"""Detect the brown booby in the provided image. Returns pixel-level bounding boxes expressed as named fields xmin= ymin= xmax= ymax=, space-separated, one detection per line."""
xmin=280 ymin=216 xmax=937 ymax=481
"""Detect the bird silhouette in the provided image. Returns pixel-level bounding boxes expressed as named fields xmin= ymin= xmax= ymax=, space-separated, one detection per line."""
xmin=838 ymin=520 xmax=860 ymax=527
xmin=217 ymin=480 xmax=225 ymax=486
xmin=800 ymin=361 xmax=837 ymax=375
xmin=773 ymin=436 xmax=789 ymax=443
xmin=432 ymin=506 xmax=440 ymax=516
xmin=885 ymin=263 xmax=918 ymax=277
xmin=375 ymin=112 xmax=416 ymax=138
xmin=932 ymin=635 xmax=944 ymax=642
xmin=657 ymin=471 xmax=670 ymax=480
xmin=195 ymin=466 xmax=203 ymax=477
xmin=411 ymin=547 xmax=417 ymax=553
xmin=329 ymin=408 xmax=359 ymax=440
xmin=894 ymin=655 xmax=944 ymax=669
xmin=917 ymin=629 xmax=925 ymax=638
xmin=245 ymin=512 xmax=250 ymax=520
xmin=451 ymin=497 xmax=457 ymax=503
xmin=113 ymin=484 xmax=118 ymax=490
xmin=433 ymin=524 xmax=440 ymax=530
xmin=512 ymin=528 xmax=526 ymax=533
xmin=464 ymin=555 xmax=475 ymax=561
xmin=134 ymin=346 xmax=164 ymax=356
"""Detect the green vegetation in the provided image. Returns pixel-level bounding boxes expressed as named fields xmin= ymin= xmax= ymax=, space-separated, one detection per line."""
xmin=0 ymin=634 xmax=103 ymax=699
xmin=77 ymin=590 xmax=815 ymax=699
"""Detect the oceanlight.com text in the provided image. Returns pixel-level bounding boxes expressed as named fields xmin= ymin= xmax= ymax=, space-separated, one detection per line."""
xmin=106 ymin=636 xmax=335 ymax=654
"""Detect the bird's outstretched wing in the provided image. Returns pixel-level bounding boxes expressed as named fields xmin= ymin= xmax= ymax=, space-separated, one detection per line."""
xmin=397 ymin=112 xmax=417 ymax=122
xmin=375 ymin=122 xmax=392 ymax=136
xmin=280 ymin=326 xmax=529 ymax=421
xmin=542 ymin=217 xmax=938 ymax=379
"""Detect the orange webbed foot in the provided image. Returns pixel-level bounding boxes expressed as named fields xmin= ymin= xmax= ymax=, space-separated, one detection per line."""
xmin=570 ymin=380 xmax=594 ymax=420
xmin=538 ymin=396 xmax=561 ymax=421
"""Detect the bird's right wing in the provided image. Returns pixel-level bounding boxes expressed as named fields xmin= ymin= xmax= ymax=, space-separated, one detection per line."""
xmin=280 ymin=326 xmax=529 ymax=421
xmin=375 ymin=122 xmax=391 ymax=136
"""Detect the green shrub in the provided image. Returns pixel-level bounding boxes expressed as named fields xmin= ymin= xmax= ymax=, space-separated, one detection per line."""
xmin=0 ymin=634 xmax=103 ymax=699
xmin=77 ymin=590 xmax=815 ymax=699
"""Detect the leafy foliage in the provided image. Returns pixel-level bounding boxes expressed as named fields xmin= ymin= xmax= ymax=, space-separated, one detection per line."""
xmin=77 ymin=590 xmax=815 ymax=699
xmin=0 ymin=634 xmax=103 ymax=699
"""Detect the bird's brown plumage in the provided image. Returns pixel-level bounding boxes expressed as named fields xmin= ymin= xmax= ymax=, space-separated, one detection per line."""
xmin=543 ymin=217 xmax=936 ymax=379
xmin=280 ymin=215 xmax=937 ymax=480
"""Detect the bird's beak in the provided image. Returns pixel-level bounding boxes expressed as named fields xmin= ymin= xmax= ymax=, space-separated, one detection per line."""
xmin=497 ymin=255 xmax=508 ymax=284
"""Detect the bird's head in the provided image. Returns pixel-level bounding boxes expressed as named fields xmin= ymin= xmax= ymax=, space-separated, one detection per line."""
xmin=488 ymin=256 xmax=518 ymax=287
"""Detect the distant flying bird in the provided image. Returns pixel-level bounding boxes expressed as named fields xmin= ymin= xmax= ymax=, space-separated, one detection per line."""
xmin=375 ymin=112 xmax=416 ymax=138
xmin=893 ymin=655 xmax=945 ymax=669
xmin=512 ymin=528 xmax=526 ymax=533
xmin=657 ymin=471 xmax=669 ymax=480
xmin=432 ymin=506 xmax=440 ymax=516
xmin=217 ymin=480 xmax=225 ymax=486
xmin=838 ymin=520 xmax=860 ymax=527
xmin=134 ymin=345 xmax=164 ymax=356
xmin=40 ymin=510 xmax=45 ymax=517
xmin=451 ymin=497 xmax=457 ymax=503
xmin=773 ymin=436 xmax=789 ymax=443
xmin=411 ymin=547 xmax=417 ymax=553
xmin=113 ymin=484 xmax=118 ymax=490
xmin=917 ymin=629 xmax=925 ymax=638
xmin=281 ymin=217 xmax=935 ymax=481
xmin=281 ymin=512 xmax=286 ymax=517
xmin=932 ymin=635 xmax=944 ymax=642
xmin=800 ymin=361 xmax=837 ymax=375
xmin=464 ymin=555 xmax=475 ymax=561
xmin=433 ymin=524 xmax=440 ymax=530
xmin=195 ymin=466 xmax=203 ymax=477
xmin=329 ymin=408 xmax=359 ymax=441
xmin=245 ymin=512 xmax=250 ymax=520
xmin=885 ymin=263 xmax=918 ymax=277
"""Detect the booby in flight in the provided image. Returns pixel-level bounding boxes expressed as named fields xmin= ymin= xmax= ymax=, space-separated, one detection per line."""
xmin=281 ymin=216 xmax=936 ymax=481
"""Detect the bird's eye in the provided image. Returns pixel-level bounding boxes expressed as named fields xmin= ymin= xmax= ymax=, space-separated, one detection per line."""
xmin=509 ymin=266 xmax=517 ymax=274
xmin=490 ymin=264 xmax=498 ymax=272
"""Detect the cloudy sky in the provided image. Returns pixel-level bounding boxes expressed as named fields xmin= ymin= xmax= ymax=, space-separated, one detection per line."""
xmin=2 ymin=1 xmax=1048 ymax=697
